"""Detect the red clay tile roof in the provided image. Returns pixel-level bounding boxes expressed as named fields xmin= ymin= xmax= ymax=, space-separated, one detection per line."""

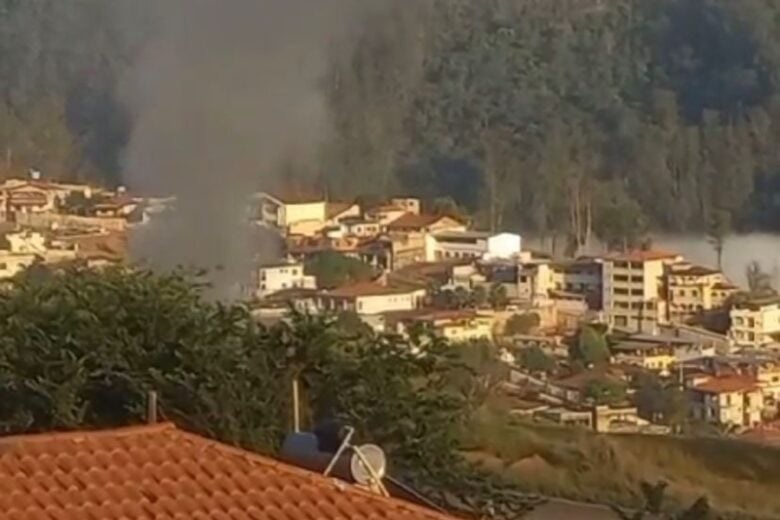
xmin=0 ymin=423 xmax=455 ymax=520
xmin=607 ymin=249 xmax=680 ymax=262
xmin=326 ymin=202 xmax=356 ymax=220
xmin=387 ymin=213 xmax=461 ymax=231
xmin=692 ymin=376 xmax=758 ymax=394
xmin=669 ymin=265 xmax=721 ymax=277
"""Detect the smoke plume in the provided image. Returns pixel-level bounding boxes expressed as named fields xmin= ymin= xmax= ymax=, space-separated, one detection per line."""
xmin=121 ymin=0 xmax=375 ymax=298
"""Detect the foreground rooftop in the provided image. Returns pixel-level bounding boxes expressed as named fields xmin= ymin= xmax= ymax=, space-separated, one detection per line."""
xmin=0 ymin=423 xmax=454 ymax=520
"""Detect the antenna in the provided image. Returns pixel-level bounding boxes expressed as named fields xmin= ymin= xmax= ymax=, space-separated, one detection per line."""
xmin=146 ymin=390 xmax=158 ymax=424
xmin=292 ymin=377 xmax=301 ymax=433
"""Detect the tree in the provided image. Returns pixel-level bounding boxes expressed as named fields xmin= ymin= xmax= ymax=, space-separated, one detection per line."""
xmin=706 ymin=209 xmax=731 ymax=270
xmin=304 ymin=251 xmax=374 ymax=289
xmin=504 ymin=313 xmax=541 ymax=336
xmin=583 ymin=378 xmax=627 ymax=406
xmin=518 ymin=345 xmax=555 ymax=373
xmin=635 ymin=374 xmax=689 ymax=428
xmin=334 ymin=310 xmax=372 ymax=336
xmin=571 ymin=325 xmax=611 ymax=366
xmin=488 ymin=283 xmax=509 ymax=310
xmin=745 ymin=260 xmax=776 ymax=297
xmin=0 ymin=266 xmax=541 ymax=518
xmin=612 ymin=480 xmax=713 ymax=520
xmin=470 ymin=284 xmax=488 ymax=308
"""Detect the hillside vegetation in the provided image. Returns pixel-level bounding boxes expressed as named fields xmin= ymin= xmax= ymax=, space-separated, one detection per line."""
xmin=2 ymin=1 xmax=780 ymax=247
xmin=465 ymin=408 xmax=780 ymax=519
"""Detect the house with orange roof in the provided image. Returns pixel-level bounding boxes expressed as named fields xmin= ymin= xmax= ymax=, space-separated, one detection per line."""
xmin=365 ymin=202 xmax=408 ymax=225
xmin=601 ymin=249 xmax=683 ymax=331
xmin=688 ymin=375 xmax=763 ymax=427
xmin=0 ymin=422 xmax=458 ymax=520
xmin=387 ymin=213 xmax=465 ymax=234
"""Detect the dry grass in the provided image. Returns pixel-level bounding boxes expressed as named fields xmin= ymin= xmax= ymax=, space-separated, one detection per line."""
xmin=463 ymin=407 xmax=780 ymax=519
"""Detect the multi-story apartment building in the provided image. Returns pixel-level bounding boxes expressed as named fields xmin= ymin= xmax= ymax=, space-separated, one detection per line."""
xmin=729 ymin=297 xmax=780 ymax=348
xmin=602 ymin=250 xmax=682 ymax=331
xmin=666 ymin=264 xmax=738 ymax=323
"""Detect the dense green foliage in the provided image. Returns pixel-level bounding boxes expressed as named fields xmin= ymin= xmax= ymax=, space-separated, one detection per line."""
xmin=4 ymin=1 xmax=780 ymax=244
xmin=504 ymin=313 xmax=541 ymax=336
xmin=517 ymin=345 xmax=555 ymax=373
xmin=303 ymin=251 xmax=374 ymax=289
xmin=572 ymin=325 xmax=611 ymax=365
xmin=0 ymin=267 xmax=540 ymax=517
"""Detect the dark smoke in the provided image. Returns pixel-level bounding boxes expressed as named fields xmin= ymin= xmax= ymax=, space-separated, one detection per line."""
xmin=120 ymin=0 xmax=378 ymax=298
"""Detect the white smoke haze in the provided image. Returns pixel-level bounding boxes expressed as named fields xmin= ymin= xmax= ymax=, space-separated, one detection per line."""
xmin=120 ymin=0 xmax=380 ymax=298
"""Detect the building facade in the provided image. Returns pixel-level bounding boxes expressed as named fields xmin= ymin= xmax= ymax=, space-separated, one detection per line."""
xmin=256 ymin=262 xmax=316 ymax=298
xmin=689 ymin=376 xmax=763 ymax=428
xmin=666 ymin=264 xmax=737 ymax=323
xmin=602 ymin=250 xmax=682 ymax=331
xmin=729 ymin=297 xmax=780 ymax=348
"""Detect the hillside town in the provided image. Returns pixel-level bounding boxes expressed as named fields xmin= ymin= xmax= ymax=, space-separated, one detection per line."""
xmin=3 ymin=174 xmax=778 ymax=447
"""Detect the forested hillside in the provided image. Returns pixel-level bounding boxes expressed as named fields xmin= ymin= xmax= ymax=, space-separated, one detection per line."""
xmin=3 ymin=0 xmax=780 ymax=245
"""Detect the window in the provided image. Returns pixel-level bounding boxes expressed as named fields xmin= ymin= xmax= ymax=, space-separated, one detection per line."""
xmin=291 ymin=269 xmax=298 ymax=276
xmin=631 ymin=289 xmax=643 ymax=296
xmin=735 ymin=317 xmax=744 ymax=326
xmin=630 ymin=262 xmax=643 ymax=270
xmin=520 ymin=275 xmax=528 ymax=283
xmin=615 ymin=288 xmax=629 ymax=295
xmin=614 ymin=262 xmax=629 ymax=269
xmin=748 ymin=318 xmax=755 ymax=328
xmin=631 ymin=276 xmax=643 ymax=283
xmin=614 ymin=275 xmax=629 ymax=282
xmin=679 ymin=289 xmax=686 ymax=297
xmin=691 ymin=290 xmax=699 ymax=297
xmin=632 ymin=302 xmax=644 ymax=309
xmin=0 ymin=262 xmax=6 ymax=270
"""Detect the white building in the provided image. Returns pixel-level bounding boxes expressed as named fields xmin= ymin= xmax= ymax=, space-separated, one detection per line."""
xmin=425 ymin=231 xmax=522 ymax=263
xmin=729 ymin=297 xmax=780 ymax=348
xmin=256 ymin=262 xmax=316 ymax=298
xmin=485 ymin=233 xmax=522 ymax=260
xmin=602 ymin=250 xmax=682 ymax=331
xmin=318 ymin=282 xmax=425 ymax=316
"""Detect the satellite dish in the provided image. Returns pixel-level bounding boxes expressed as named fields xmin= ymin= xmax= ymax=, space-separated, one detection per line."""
xmin=350 ymin=444 xmax=387 ymax=486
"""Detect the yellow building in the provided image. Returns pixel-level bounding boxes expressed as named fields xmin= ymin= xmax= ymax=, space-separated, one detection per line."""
xmin=666 ymin=264 xmax=737 ymax=323
xmin=393 ymin=309 xmax=494 ymax=342
xmin=610 ymin=339 xmax=676 ymax=375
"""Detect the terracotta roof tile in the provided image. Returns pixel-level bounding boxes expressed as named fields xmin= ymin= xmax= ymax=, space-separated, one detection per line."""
xmin=387 ymin=213 xmax=461 ymax=231
xmin=606 ymin=249 xmax=680 ymax=262
xmin=691 ymin=376 xmax=758 ymax=394
xmin=0 ymin=423 xmax=455 ymax=520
